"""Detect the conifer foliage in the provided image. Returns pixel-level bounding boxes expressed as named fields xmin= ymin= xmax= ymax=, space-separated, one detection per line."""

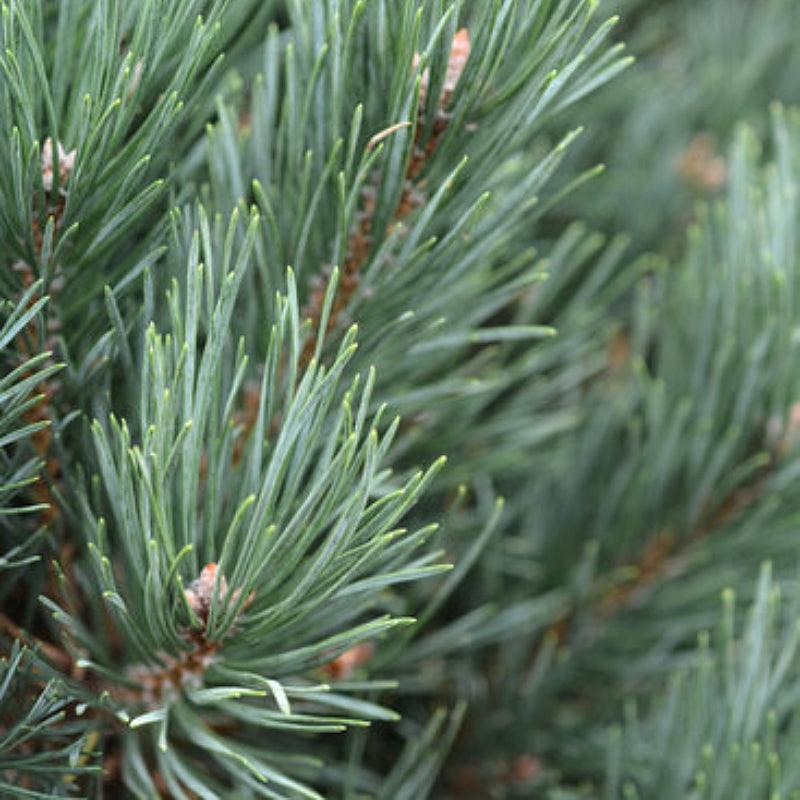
xmin=2 ymin=1 xmax=800 ymax=798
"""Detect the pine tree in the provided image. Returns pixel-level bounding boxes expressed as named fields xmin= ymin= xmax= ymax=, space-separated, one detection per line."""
xmin=2 ymin=1 xmax=799 ymax=798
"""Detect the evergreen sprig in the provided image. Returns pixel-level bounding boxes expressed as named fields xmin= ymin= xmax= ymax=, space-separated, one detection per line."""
xmin=0 ymin=643 xmax=99 ymax=798
xmin=5 ymin=0 xmax=799 ymax=797
xmin=606 ymin=563 xmax=800 ymax=799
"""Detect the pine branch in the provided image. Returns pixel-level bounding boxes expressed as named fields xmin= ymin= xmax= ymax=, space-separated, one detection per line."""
xmin=300 ymin=28 xmax=471 ymax=366
xmin=604 ymin=563 xmax=800 ymax=799
xmin=9 ymin=138 xmax=76 ymax=531
xmin=21 ymin=208 xmax=448 ymax=793
xmin=0 ymin=1 xmax=651 ymax=796
xmin=0 ymin=643 xmax=99 ymax=797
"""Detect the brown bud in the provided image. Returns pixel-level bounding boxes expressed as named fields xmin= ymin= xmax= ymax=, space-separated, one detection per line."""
xmin=41 ymin=138 xmax=76 ymax=194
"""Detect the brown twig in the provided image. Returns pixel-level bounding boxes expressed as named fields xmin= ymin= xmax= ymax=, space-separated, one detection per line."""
xmin=0 ymin=611 xmax=73 ymax=673
xmin=122 ymin=631 xmax=222 ymax=707
xmin=13 ymin=138 xmax=75 ymax=527
xmin=3 ymin=141 xmax=85 ymax=690
xmin=299 ymin=29 xmax=471 ymax=367
xmin=598 ymin=467 xmax=771 ymax=620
